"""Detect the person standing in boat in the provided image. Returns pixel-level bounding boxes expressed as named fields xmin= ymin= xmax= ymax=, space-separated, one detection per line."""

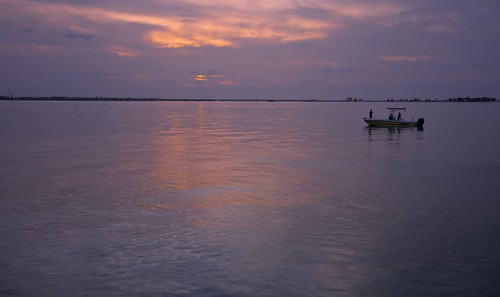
xmin=397 ymin=112 xmax=401 ymax=121
xmin=369 ymin=109 xmax=373 ymax=119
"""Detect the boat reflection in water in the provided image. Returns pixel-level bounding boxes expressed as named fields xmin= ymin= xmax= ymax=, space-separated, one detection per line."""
xmin=365 ymin=125 xmax=424 ymax=142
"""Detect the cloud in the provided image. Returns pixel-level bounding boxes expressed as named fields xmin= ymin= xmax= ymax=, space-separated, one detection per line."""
xmin=0 ymin=43 xmax=59 ymax=56
xmin=219 ymin=80 xmax=240 ymax=86
xmin=288 ymin=59 xmax=338 ymax=68
xmin=64 ymin=29 xmax=93 ymax=40
xmin=106 ymin=46 xmax=140 ymax=57
xmin=322 ymin=65 xmax=365 ymax=74
xmin=424 ymin=24 xmax=457 ymax=34
xmin=1 ymin=0 xmax=407 ymax=49
xmin=379 ymin=55 xmax=431 ymax=63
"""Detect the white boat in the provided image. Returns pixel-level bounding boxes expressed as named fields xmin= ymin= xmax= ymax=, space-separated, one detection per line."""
xmin=363 ymin=107 xmax=424 ymax=128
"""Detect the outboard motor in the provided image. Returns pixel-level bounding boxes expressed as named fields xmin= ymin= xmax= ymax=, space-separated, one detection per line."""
xmin=416 ymin=118 xmax=425 ymax=128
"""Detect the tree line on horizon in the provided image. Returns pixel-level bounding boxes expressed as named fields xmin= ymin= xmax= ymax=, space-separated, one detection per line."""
xmin=0 ymin=95 xmax=498 ymax=102
xmin=347 ymin=97 xmax=498 ymax=102
xmin=385 ymin=97 xmax=497 ymax=102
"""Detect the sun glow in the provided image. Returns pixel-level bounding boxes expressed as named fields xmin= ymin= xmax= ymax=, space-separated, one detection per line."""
xmin=194 ymin=74 xmax=208 ymax=81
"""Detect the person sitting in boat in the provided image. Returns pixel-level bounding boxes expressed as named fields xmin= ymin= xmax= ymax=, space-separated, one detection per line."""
xmin=388 ymin=113 xmax=394 ymax=120
xmin=397 ymin=112 xmax=401 ymax=121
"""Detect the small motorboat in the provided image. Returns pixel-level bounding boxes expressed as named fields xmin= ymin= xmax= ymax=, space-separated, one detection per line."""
xmin=363 ymin=107 xmax=424 ymax=128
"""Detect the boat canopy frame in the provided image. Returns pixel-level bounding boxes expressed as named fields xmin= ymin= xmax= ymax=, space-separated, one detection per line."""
xmin=386 ymin=107 xmax=407 ymax=121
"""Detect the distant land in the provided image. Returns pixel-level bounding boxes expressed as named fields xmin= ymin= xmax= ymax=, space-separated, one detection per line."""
xmin=0 ymin=96 xmax=497 ymax=103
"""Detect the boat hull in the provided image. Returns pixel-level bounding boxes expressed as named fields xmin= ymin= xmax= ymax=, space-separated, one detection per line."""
xmin=363 ymin=118 xmax=424 ymax=128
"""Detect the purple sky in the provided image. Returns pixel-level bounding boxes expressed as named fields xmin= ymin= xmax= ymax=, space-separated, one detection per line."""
xmin=1 ymin=0 xmax=499 ymax=100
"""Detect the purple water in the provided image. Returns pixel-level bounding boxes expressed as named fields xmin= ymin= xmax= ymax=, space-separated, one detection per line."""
xmin=1 ymin=101 xmax=499 ymax=296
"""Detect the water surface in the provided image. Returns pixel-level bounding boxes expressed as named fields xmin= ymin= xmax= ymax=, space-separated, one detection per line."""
xmin=1 ymin=101 xmax=499 ymax=296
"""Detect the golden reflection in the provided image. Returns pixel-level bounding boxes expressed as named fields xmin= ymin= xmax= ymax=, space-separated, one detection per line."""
xmin=147 ymin=103 xmax=325 ymax=213
xmin=150 ymin=103 xmax=232 ymax=191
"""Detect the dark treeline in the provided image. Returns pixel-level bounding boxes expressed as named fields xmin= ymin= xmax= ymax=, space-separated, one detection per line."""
xmin=0 ymin=96 xmax=326 ymax=102
xmin=0 ymin=96 xmax=498 ymax=102
xmin=386 ymin=97 xmax=497 ymax=102
xmin=446 ymin=97 xmax=497 ymax=102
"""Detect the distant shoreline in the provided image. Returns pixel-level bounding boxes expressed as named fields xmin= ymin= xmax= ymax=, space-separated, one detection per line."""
xmin=0 ymin=97 xmax=333 ymax=103
xmin=0 ymin=96 xmax=497 ymax=103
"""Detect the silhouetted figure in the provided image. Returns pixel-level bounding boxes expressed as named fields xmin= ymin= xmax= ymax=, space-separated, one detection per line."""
xmin=369 ymin=109 xmax=373 ymax=119
xmin=397 ymin=112 xmax=401 ymax=121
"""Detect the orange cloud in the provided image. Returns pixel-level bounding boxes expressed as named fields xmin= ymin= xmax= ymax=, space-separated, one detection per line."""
xmin=219 ymin=80 xmax=240 ymax=86
xmin=107 ymin=46 xmax=140 ymax=57
xmin=144 ymin=13 xmax=333 ymax=48
xmin=6 ymin=0 xmax=406 ymax=49
xmin=147 ymin=31 xmax=233 ymax=48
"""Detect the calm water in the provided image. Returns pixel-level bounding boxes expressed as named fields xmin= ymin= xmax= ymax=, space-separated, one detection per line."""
xmin=1 ymin=101 xmax=499 ymax=297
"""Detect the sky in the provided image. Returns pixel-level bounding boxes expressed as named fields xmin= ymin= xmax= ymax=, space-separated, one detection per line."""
xmin=1 ymin=0 xmax=500 ymax=100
